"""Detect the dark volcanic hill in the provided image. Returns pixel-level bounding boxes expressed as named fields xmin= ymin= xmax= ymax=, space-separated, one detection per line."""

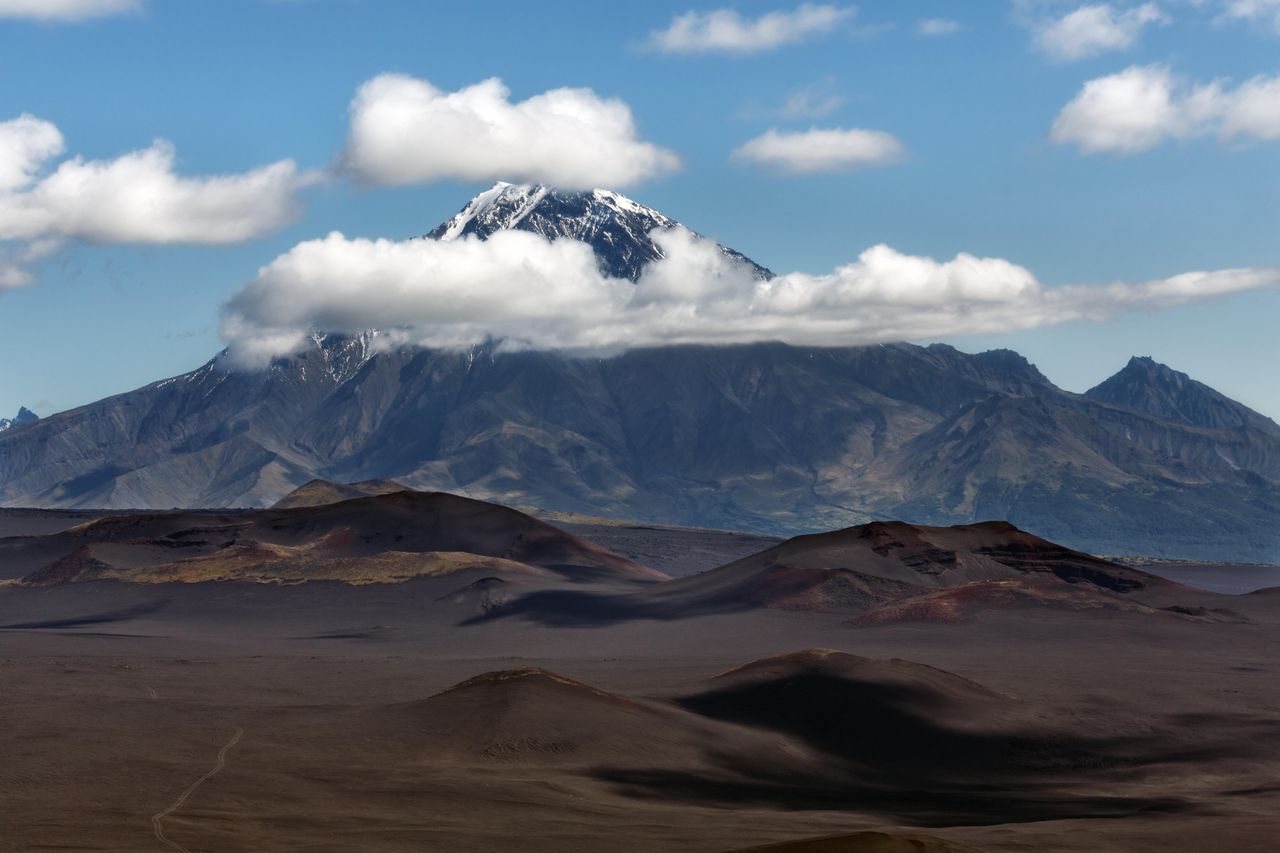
xmin=361 ymin=650 xmax=1187 ymax=825
xmin=0 ymin=185 xmax=1276 ymax=561
xmin=478 ymin=519 xmax=1187 ymax=627
xmin=5 ymin=490 xmax=665 ymax=586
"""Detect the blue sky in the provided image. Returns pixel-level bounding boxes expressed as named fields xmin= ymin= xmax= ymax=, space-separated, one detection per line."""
xmin=0 ymin=0 xmax=1277 ymax=419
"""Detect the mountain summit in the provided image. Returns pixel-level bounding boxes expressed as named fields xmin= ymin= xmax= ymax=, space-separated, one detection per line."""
xmin=1086 ymin=356 xmax=1279 ymax=434
xmin=0 ymin=407 xmax=38 ymax=433
xmin=425 ymin=182 xmax=772 ymax=281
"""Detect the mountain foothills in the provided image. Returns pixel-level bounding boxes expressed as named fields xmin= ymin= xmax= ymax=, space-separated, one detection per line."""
xmin=0 ymin=184 xmax=1276 ymax=562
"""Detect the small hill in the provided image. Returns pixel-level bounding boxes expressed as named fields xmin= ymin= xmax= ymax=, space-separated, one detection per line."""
xmin=364 ymin=667 xmax=790 ymax=769
xmin=674 ymin=649 xmax=1120 ymax=802
xmin=642 ymin=520 xmax=1163 ymax=615
xmin=475 ymin=520 xmax=1186 ymax=628
xmin=271 ymin=478 xmax=408 ymax=509
xmin=352 ymin=652 xmax=1188 ymax=824
xmin=14 ymin=489 xmax=666 ymax=587
xmin=702 ymin=649 xmax=1006 ymax=712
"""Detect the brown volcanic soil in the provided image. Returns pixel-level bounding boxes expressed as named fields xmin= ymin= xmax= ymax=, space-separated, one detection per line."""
xmin=3 ymin=514 xmax=1280 ymax=852
xmin=726 ymin=831 xmax=990 ymax=853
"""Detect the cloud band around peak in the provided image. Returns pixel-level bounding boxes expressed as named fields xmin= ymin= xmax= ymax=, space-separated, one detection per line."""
xmin=219 ymin=227 xmax=1280 ymax=366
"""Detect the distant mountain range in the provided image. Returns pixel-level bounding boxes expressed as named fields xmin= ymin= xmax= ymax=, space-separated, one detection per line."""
xmin=0 ymin=184 xmax=1276 ymax=562
xmin=0 ymin=407 xmax=38 ymax=433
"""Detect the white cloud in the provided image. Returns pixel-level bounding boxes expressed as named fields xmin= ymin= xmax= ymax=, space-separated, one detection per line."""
xmin=220 ymin=227 xmax=1280 ymax=366
xmin=916 ymin=18 xmax=964 ymax=36
xmin=1220 ymin=74 xmax=1280 ymax=139
xmin=0 ymin=114 xmax=313 ymax=286
xmin=1050 ymin=64 xmax=1280 ymax=153
xmin=1220 ymin=0 xmax=1280 ymax=32
xmin=342 ymin=75 xmax=680 ymax=190
xmin=646 ymin=4 xmax=854 ymax=54
xmin=0 ymin=240 xmax=56 ymax=290
xmin=1049 ymin=65 xmax=1204 ymax=153
xmin=1034 ymin=3 xmax=1168 ymax=60
xmin=0 ymin=0 xmax=140 ymax=20
xmin=732 ymin=127 xmax=905 ymax=173
xmin=0 ymin=115 xmax=63 ymax=191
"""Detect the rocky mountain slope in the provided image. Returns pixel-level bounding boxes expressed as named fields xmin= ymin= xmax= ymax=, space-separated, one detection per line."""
xmin=1086 ymin=355 xmax=1279 ymax=433
xmin=0 ymin=185 xmax=1276 ymax=561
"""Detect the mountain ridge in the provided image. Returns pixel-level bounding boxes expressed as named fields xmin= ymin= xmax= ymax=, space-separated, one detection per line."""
xmin=0 ymin=185 xmax=1276 ymax=561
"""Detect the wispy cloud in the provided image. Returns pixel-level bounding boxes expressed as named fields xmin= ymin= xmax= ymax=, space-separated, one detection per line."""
xmin=916 ymin=17 xmax=964 ymax=36
xmin=645 ymin=4 xmax=855 ymax=54
xmin=0 ymin=0 xmax=141 ymax=21
xmin=779 ymin=80 xmax=845 ymax=119
xmin=1050 ymin=64 xmax=1280 ymax=154
xmin=341 ymin=75 xmax=680 ymax=190
xmin=221 ymin=227 xmax=1279 ymax=366
xmin=732 ymin=127 xmax=905 ymax=173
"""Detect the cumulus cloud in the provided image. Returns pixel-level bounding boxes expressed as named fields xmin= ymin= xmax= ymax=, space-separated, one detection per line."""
xmin=1050 ymin=64 xmax=1280 ymax=153
xmin=0 ymin=114 xmax=313 ymax=286
xmin=342 ymin=75 xmax=680 ymax=190
xmin=219 ymin=227 xmax=1280 ymax=366
xmin=645 ymin=4 xmax=854 ymax=54
xmin=916 ymin=18 xmax=964 ymax=36
xmin=0 ymin=0 xmax=139 ymax=20
xmin=732 ymin=127 xmax=905 ymax=173
xmin=1034 ymin=3 xmax=1168 ymax=60
xmin=1220 ymin=0 xmax=1280 ymax=32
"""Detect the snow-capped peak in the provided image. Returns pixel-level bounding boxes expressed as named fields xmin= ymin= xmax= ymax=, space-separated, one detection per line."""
xmin=437 ymin=182 xmax=551 ymax=241
xmin=425 ymin=182 xmax=771 ymax=282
